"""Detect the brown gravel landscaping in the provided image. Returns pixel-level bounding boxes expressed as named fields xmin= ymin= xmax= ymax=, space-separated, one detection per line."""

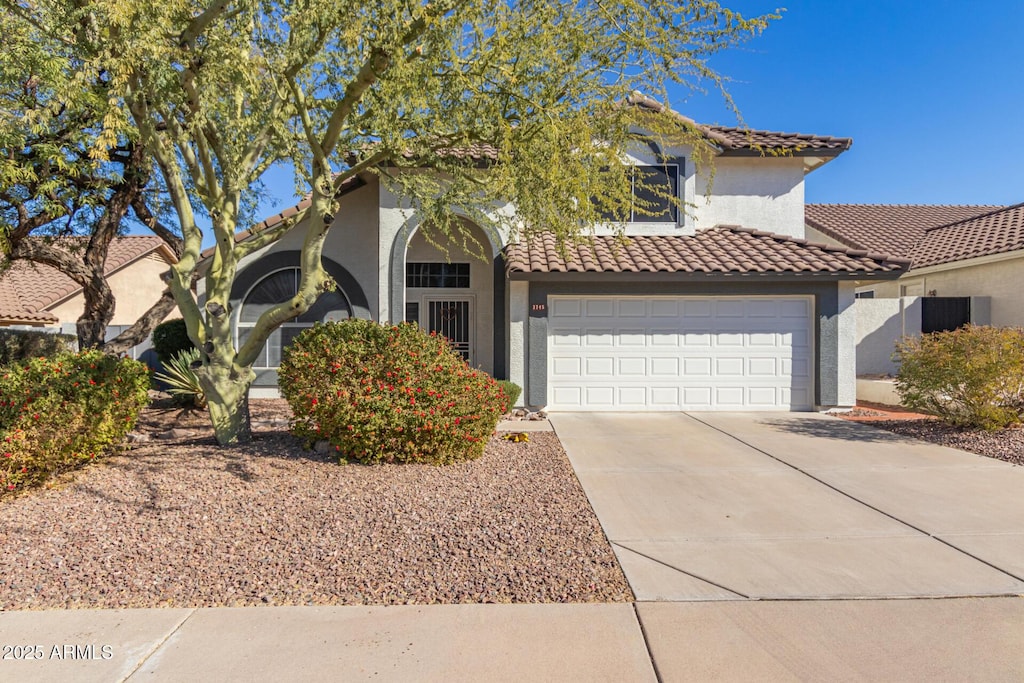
xmin=0 ymin=399 xmax=632 ymax=610
xmin=835 ymin=403 xmax=1024 ymax=466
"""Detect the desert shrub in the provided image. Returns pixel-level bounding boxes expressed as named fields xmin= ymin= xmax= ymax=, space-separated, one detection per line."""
xmin=153 ymin=347 xmax=206 ymax=408
xmin=0 ymin=329 xmax=75 ymax=367
xmin=497 ymin=380 xmax=522 ymax=411
xmin=894 ymin=325 xmax=1024 ymax=430
xmin=0 ymin=350 xmax=151 ymax=496
xmin=279 ymin=319 xmax=506 ymax=465
xmin=151 ymin=319 xmax=195 ymax=365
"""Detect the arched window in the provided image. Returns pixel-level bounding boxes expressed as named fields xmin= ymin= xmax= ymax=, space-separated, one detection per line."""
xmin=237 ymin=268 xmax=351 ymax=369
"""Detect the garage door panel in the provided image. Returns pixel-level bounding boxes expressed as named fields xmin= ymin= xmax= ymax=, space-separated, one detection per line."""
xmin=618 ymin=329 xmax=646 ymax=346
xmin=551 ymin=299 xmax=582 ymax=317
xmin=618 ymin=357 xmax=647 ymax=376
xmin=547 ymin=296 xmax=812 ymax=411
xmin=618 ymin=299 xmax=647 ymax=317
xmin=585 ymin=299 xmax=615 ymax=317
xmin=551 ymin=356 xmax=582 ymax=376
xmin=585 ymin=357 xmax=615 ymax=376
xmin=650 ymin=300 xmax=679 ymax=317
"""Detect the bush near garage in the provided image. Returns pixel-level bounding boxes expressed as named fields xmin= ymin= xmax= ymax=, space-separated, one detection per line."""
xmin=894 ymin=325 xmax=1024 ymax=431
xmin=280 ymin=320 xmax=507 ymax=465
xmin=0 ymin=350 xmax=151 ymax=496
xmin=496 ymin=380 xmax=522 ymax=412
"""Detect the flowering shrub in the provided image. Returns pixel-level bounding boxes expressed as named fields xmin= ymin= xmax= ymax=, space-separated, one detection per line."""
xmin=279 ymin=320 xmax=507 ymax=464
xmin=0 ymin=350 xmax=151 ymax=496
xmin=895 ymin=325 xmax=1024 ymax=430
xmin=496 ymin=380 xmax=522 ymax=411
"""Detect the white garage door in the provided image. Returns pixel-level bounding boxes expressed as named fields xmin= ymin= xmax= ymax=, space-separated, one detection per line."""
xmin=547 ymin=296 xmax=812 ymax=411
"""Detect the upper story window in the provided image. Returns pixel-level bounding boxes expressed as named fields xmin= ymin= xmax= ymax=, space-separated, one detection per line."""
xmin=406 ymin=262 xmax=470 ymax=288
xmin=599 ymin=164 xmax=680 ymax=223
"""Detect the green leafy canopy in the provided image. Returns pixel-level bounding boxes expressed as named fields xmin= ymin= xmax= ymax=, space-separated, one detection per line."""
xmin=4 ymin=0 xmax=778 ymax=443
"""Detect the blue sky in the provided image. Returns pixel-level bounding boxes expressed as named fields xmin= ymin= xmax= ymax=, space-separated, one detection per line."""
xmin=212 ymin=1 xmax=1022 ymax=248
xmin=674 ymin=0 xmax=1023 ymax=205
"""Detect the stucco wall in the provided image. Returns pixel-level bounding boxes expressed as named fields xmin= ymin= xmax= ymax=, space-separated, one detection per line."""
xmin=229 ymin=178 xmax=381 ymax=313
xmin=886 ymin=257 xmax=1024 ymax=327
xmin=49 ymin=253 xmax=174 ymax=326
xmin=855 ymin=297 xmax=921 ymax=376
xmin=695 ymin=157 xmax=806 ymax=238
xmin=803 ymin=225 xmax=855 ymax=250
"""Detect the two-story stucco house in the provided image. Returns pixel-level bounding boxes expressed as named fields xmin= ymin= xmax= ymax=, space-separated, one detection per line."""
xmin=214 ymin=104 xmax=909 ymax=411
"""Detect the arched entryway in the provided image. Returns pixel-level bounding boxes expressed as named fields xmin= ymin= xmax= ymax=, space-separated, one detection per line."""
xmin=400 ymin=221 xmax=499 ymax=375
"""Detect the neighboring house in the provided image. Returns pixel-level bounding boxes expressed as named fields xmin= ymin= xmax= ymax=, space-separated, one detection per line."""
xmin=806 ymin=203 xmax=1024 ymax=378
xmin=806 ymin=203 xmax=1024 ymax=326
xmin=0 ymin=236 xmax=178 ymax=356
xmin=211 ymin=107 xmax=910 ymax=411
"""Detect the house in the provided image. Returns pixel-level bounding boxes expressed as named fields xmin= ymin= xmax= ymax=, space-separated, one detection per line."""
xmin=0 ymin=236 xmax=179 ymax=355
xmin=217 ymin=108 xmax=910 ymax=411
xmin=806 ymin=203 xmax=1024 ymax=327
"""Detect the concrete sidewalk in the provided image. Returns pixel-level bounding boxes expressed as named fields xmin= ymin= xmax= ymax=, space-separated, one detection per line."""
xmin=3 ymin=599 xmax=1024 ymax=681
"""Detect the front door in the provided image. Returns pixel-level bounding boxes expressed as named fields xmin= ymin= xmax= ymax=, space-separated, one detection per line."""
xmin=425 ymin=297 xmax=473 ymax=364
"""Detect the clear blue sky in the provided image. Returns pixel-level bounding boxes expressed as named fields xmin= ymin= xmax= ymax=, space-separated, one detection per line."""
xmin=202 ymin=0 xmax=1023 ymax=248
xmin=674 ymin=0 xmax=1023 ymax=205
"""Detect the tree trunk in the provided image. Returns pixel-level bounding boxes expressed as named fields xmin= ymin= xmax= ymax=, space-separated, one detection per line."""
xmin=196 ymin=362 xmax=257 ymax=445
xmin=76 ymin=274 xmax=116 ymax=349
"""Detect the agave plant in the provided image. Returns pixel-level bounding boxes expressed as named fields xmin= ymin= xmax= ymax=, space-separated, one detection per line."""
xmin=154 ymin=347 xmax=207 ymax=409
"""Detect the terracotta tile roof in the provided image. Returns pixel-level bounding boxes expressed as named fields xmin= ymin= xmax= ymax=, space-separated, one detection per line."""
xmin=628 ymin=93 xmax=851 ymax=156
xmin=504 ymin=227 xmax=909 ymax=276
xmin=805 ymin=204 xmax=1004 ymax=256
xmin=912 ymin=203 xmax=1024 ymax=269
xmin=0 ymin=236 xmax=172 ymax=324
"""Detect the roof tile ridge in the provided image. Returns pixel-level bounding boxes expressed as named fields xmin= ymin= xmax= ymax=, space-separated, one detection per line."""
xmin=711 ymin=224 xmax=911 ymax=266
xmin=922 ymin=201 xmax=1024 ymax=233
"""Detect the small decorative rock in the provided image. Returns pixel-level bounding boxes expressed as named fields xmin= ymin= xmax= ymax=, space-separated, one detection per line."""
xmin=155 ymin=428 xmax=193 ymax=440
xmin=511 ymin=409 xmax=528 ymax=418
xmin=314 ymin=440 xmax=334 ymax=454
xmin=126 ymin=432 xmax=150 ymax=444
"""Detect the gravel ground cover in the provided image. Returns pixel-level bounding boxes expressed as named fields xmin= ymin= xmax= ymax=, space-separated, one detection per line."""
xmin=0 ymin=399 xmax=632 ymax=609
xmin=855 ymin=419 xmax=1024 ymax=466
xmin=835 ymin=403 xmax=1024 ymax=466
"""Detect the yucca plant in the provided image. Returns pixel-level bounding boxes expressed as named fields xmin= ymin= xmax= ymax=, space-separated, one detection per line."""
xmin=154 ymin=347 xmax=207 ymax=409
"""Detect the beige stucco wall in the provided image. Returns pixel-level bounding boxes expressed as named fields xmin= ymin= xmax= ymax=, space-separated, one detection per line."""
xmin=885 ymin=257 xmax=1024 ymax=327
xmin=849 ymin=255 xmax=1024 ymax=328
xmin=49 ymin=252 xmax=174 ymax=326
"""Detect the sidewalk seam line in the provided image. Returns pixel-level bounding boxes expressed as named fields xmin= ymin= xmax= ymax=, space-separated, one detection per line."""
xmin=632 ymin=603 xmax=664 ymax=683
xmin=683 ymin=413 xmax=1024 ymax=585
xmin=614 ymin=541 xmax=750 ymax=599
xmin=119 ymin=608 xmax=196 ymax=682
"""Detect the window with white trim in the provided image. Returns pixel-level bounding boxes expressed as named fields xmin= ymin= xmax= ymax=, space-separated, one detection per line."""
xmin=237 ymin=268 xmax=351 ymax=369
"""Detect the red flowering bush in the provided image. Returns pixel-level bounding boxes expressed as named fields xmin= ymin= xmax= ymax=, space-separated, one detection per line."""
xmin=280 ymin=320 xmax=507 ymax=465
xmin=0 ymin=350 xmax=151 ymax=497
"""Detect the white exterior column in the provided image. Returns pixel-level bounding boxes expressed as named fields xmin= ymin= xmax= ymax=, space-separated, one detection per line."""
xmin=508 ymin=280 xmax=529 ymax=406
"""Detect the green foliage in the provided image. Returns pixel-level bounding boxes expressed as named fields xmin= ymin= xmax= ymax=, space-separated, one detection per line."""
xmin=151 ymin=319 xmax=195 ymax=365
xmin=0 ymin=350 xmax=151 ymax=497
xmin=279 ymin=320 xmax=506 ymax=465
xmin=0 ymin=329 xmax=75 ymax=367
xmin=6 ymin=1 xmax=776 ymax=445
xmin=894 ymin=325 xmax=1024 ymax=431
xmin=496 ymin=380 xmax=522 ymax=412
xmin=153 ymin=347 xmax=206 ymax=409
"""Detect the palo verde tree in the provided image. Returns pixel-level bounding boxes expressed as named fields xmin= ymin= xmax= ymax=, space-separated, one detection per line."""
xmin=0 ymin=8 xmax=183 ymax=352
xmin=13 ymin=0 xmax=776 ymax=444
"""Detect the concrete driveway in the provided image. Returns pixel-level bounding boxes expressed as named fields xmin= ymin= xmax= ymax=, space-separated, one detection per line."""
xmin=552 ymin=412 xmax=1024 ymax=601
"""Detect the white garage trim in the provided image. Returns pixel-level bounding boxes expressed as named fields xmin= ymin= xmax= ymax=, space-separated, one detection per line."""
xmin=546 ymin=295 xmax=813 ymax=411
